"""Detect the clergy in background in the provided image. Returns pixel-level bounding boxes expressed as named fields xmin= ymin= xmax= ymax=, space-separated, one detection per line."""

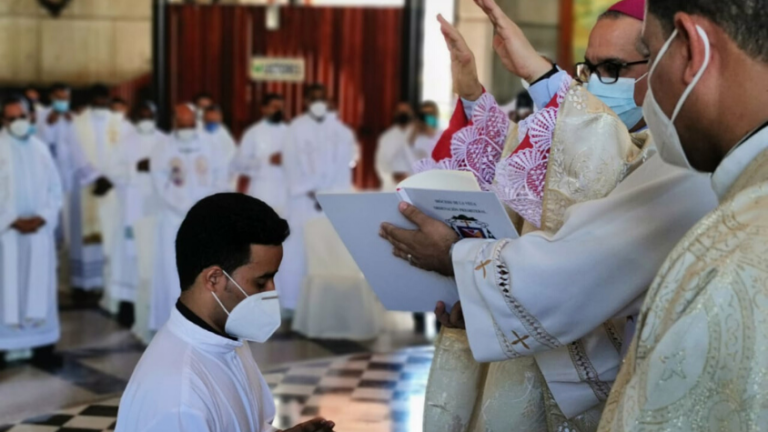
xmin=38 ymin=83 xmax=104 ymax=301
xmin=0 ymin=96 xmax=64 ymax=367
xmin=599 ymin=0 xmax=768 ymax=429
xmin=375 ymin=102 xmax=414 ymax=191
xmin=106 ymin=101 xmax=165 ymax=328
xmin=72 ymin=84 xmax=131 ymax=307
xmin=148 ymin=104 xmax=231 ymax=332
xmin=407 ymin=101 xmax=443 ymax=163
xmin=116 ymin=193 xmax=335 ymax=432
xmin=231 ymin=93 xmax=289 ymax=217
xmin=280 ymin=84 xmax=356 ymax=312
xmin=202 ymin=104 xmax=237 ymax=167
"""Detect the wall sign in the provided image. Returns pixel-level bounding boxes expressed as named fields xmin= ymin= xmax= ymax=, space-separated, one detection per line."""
xmin=249 ymin=57 xmax=305 ymax=82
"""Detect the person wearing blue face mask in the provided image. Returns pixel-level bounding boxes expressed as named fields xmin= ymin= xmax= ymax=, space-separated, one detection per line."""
xmin=0 ymin=96 xmax=64 ymax=369
xmin=202 ymin=104 xmax=236 ymax=171
xmin=379 ymin=1 xmax=719 ymax=429
xmin=407 ymin=100 xmax=443 ymax=164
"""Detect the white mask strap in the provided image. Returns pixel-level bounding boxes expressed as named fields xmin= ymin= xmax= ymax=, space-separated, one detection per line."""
xmin=671 ymin=26 xmax=710 ymax=122
xmin=635 ymin=72 xmax=648 ymax=83
xmin=222 ymin=270 xmax=249 ymax=298
xmin=211 ymin=292 xmax=231 ymax=316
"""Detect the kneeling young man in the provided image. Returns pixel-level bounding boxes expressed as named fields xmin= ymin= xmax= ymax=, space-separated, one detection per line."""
xmin=117 ymin=193 xmax=335 ymax=432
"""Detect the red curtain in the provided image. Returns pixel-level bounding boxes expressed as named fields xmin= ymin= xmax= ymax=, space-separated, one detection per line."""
xmin=165 ymin=5 xmax=404 ymax=189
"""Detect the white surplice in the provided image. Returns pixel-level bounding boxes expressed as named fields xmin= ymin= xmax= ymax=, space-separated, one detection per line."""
xmin=204 ymin=126 xmax=237 ymax=167
xmin=281 ymin=113 xmax=356 ymax=310
xmin=116 ymin=308 xmax=275 ymax=432
xmin=107 ymin=127 xmax=165 ymax=304
xmin=0 ymin=132 xmax=63 ymax=350
xmin=231 ymin=120 xmax=289 ymax=216
xmin=148 ymin=133 xmax=230 ymax=330
xmin=375 ymin=124 xmax=412 ymax=191
xmin=452 ymin=154 xmax=718 ymax=419
xmin=73 ymin=109 xmax=131 ymax=293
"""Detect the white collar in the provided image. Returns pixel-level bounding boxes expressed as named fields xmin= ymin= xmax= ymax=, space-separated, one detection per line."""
xmin=167 ymin=308 xmax=242 ymax=354
xmin=711 ymin=124 xmax=768 ymax=201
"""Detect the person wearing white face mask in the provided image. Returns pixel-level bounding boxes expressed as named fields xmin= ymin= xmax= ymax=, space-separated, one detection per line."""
xmin=148 ymin=104 xmax=231 ymax=332
xmin=117 ymin=193 xmax=336 ymax=432
xmin=598 ymin=0 xmax=768 ymax=430
xmin=280 ymin=84 xmax=356 ymax=312
xmin=72 ymin=84 xmax=132 ymax=309
xmin=105 ymin=101 xmax=165 ymax=328
xmin=0 ymin=96 xmax=64 ymax=368
xmin=378 ymin=1 xmax=719 ymax=430
xmin=38 ymin=83 xmax=105 ymax=303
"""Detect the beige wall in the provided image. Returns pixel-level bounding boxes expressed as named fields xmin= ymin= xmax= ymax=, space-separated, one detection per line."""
xmin=0 ymin=0 xmax=152 ymax=86
xmin=456 ymin=0 xmax=559 ymax=103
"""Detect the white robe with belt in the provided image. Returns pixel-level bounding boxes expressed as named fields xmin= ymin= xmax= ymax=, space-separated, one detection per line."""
xmin=0 ymin=132 xmax=63 ymax=350
xmin=281 ymin=114 xmax=355 ymax=310
xmin=116 ymin=308 xmax=275 ymax=432
xmin=148 ymin=133 xmax=230 ymax=330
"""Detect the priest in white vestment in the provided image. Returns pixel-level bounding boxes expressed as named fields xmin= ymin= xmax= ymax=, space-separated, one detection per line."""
xmin=598 ymin=1 xmax=768 ymax=430
xmin=117 ymin=193 xmax=335 ymax=432
xmin=107 ymin=102 xmax=165 ymax=327
xmin=380 ymin=2 xmax=718 ymax=431
xmin=231 ymin=93 xmax=289 ymax=216
xmin=148 ymin=104 xmax=231 ymax=331
xmin=375 ymin=102 xmax=414 ymax=191
xmin=0 ymin=97 xmax=63 ymax=364
xmin=281 ymin=84 xmax=356 ymax=311
xmin=38 ymin=83 xmax=104 ymax=294
xmin=72 ymin=85 xmax=131 ymax=306
xmin=202 ymin=104 xmax=236 ymax=167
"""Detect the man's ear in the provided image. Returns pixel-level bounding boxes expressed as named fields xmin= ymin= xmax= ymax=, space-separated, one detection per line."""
xmin=674 ymin=13 xmax=708 ymax=86
xmin=201 ymin=266 xmax=225 ymax=293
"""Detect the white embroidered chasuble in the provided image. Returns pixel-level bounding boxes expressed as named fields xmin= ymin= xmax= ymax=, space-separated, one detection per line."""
xmin=423 ymin=77 xmax=718 ymax=432
xmin=598 ymin=131 xmax=768 ymax=432
xmin=231 ymin=120 xmax=289 ymax=216
xmin=148 ymin=133 xmax=231 ymax=330
xmin=72 ymin=109 xmax=131 ymax=294
xmin=280 ymin=114 xmax=356 ymax=310
xmin=0 ymin=132 xmax=64 ymax=350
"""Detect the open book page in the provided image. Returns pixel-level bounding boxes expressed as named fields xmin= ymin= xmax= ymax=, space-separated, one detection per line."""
xmin=317 ymin=170 xmax=518 ymax=312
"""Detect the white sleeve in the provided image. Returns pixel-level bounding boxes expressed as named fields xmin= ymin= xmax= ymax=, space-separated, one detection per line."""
xmin=283 ymin=126 xmax=315 ymax=196
xmin=140 ymin=408 xmax=214 ymax=432
xmin=69 ymin=127 xmax=101 ymax=186
xmin=453 ymin=156 xmax=718 ymax=362
xmin=37 ymin=143 xmax=64 ymax=226
xmin=230 ymin=128 xmax=263 ymax=176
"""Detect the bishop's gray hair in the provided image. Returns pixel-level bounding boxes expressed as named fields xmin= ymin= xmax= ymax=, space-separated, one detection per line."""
xmin=648 ymin=0 xmax=768 ymax=62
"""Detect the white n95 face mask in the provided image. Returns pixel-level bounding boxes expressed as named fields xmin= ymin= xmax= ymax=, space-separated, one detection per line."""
xmin=9 ymin=119 xmax=31 ymax=140
xmin=137 ymin=120 xmax=155 ymax=134
xmin=211 ymin=271 xmax=281 ymax=343
xmin=643 ymin=26 xmax=711 ymax=171
xmin=176 ymin=128 xmax=197 ymax=142
xmin=309 ymin=101 xmax=328 ymax=119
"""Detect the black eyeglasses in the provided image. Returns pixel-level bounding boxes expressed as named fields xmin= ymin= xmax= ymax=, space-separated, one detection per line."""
xmin=575 ymin=59 xmax=649 ymax=84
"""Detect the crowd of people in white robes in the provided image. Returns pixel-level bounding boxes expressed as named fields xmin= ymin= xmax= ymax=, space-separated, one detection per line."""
xmin=0 ymin=82 xmax=360 ymax=367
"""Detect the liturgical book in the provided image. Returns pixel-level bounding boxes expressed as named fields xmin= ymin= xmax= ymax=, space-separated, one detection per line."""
xmin=317 ymin=170 xmax=519 ymax=312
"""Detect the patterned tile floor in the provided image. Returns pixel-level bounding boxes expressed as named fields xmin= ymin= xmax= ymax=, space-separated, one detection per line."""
xmin=0 ymin=347 xmax=435 ymax=432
